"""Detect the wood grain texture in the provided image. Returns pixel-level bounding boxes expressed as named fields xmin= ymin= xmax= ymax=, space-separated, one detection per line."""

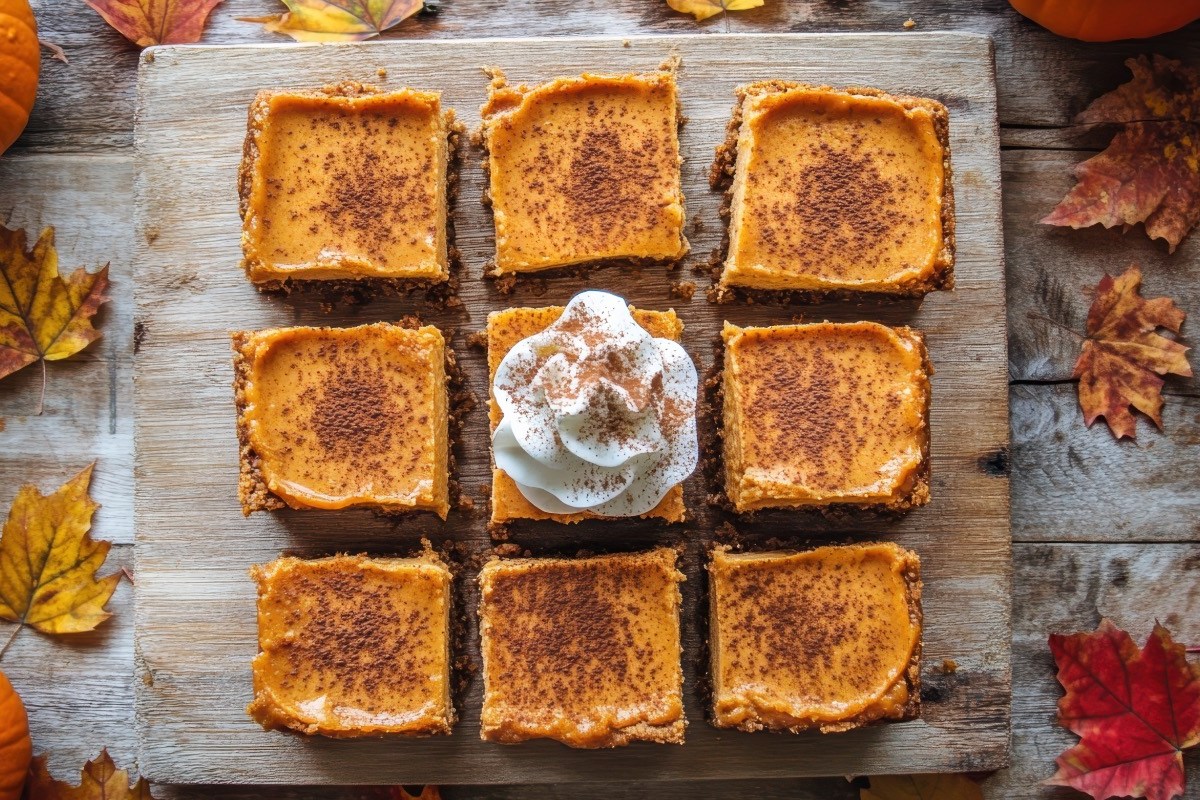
xmin=1002 ymin=148 xmax=1200 ymax=385
xmin=1012 ymin=384 xmax=1200 ymax=543
xmin=19 ymin=0 xmax=1200 ymax=153
xmin=132 ymin=34 xmax=1010 ymax=784
xmin=142 ymin=542 xmax=1200 ymax=798
xmin=0 ymin=153 xmax=135 ymax=545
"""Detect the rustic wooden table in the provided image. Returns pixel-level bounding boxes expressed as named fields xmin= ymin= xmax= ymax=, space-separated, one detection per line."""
xmin=0 ymin=2 xmax=1196 ymax=798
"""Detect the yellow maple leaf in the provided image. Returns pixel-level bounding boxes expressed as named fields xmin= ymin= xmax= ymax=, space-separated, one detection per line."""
xmin=242 ymin=0 xmax=424 ymax=42
xmin=861 ymin=773 xmax=984 ymax=800
xmin=0 ymin=465 xmax=121 ymax=656
xmin=0 ymin=225 xmax=110 ymax=414
xmin=25 ymin=749 xmax=154 ymax=800
xmin=666 ymin=0 xmax=765 ymax=22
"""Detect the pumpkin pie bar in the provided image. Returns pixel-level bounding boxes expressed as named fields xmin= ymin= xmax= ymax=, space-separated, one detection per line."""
xmin=486 ymin=304 xmax=687 ymax=525
xmin=478 ymin=69 xmax=688 ymax=274
xmin=239 ymin=82 xmax=456 ymax=288
xmin=247 ymin=548 xmax=454 ymax=737
xmin=232 ymin=322 xmax=450 ymax=518
xmin=708 ymin=543 xmax=922 ymax=733
xmin=478 ymin=548 xmax=686 ymax=747
xmin=712 ymin=82 xmax=954 ymax=299
xmin=722 ymin=321 xmax=931 ymax=513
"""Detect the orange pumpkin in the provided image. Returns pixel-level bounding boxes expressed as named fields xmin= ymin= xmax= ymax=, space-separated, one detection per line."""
xmin=0 ymin=671 xmax=30 ymax=800
xmin=0 ymin=0 xmax=39 ymax=155
xmin=1009 ymin=0 xmax=1200 ymax=41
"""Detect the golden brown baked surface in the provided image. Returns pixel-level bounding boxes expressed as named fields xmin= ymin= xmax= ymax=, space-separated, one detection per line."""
xmin=722 ymin=321 xmax=931 ymax=513
xmin=232 ymin=322 xmax=449 ymax=518
xmin=485 ymin=305 xmax=686 ymax=525
xmin=715 ymin=81 xmax=953 ymax=298
xmin=708 ymin=543 xmax=922 ymax=733
xmin=248 ymin=550 xmax=454 ymax=738
xmin=478 ymin=69 xmax=688 ymax=274
xmin=478 ymin=548 xmax=686 ymax=747
xmin=239 ymin=82 xmax=453 ymax=285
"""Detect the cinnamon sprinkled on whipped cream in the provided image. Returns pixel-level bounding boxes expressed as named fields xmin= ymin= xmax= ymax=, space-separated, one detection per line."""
xmin=492 ymin=291 xmax=698 ymax=517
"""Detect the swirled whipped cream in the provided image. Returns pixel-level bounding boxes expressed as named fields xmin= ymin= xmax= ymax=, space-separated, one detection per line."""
xmin=493 ymin=291 xmax=699 ymax=517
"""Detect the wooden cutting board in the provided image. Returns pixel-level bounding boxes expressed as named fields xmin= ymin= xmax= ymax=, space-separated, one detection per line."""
xmin=133 ymin=33 xmax=1010 ymax=785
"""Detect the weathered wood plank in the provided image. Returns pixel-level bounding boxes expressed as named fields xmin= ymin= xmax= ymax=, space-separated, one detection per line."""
xmin=19 ymin=0 xmax=1200 ymax=152
xmin=0 ymin=545 xmax=135 ymax=778
xmin=0 ymin=153 xmax=135 ymax=546
xmin=132 ymin=34 xmax=1009 ymax=784
xmin=1002 ymin=148 xmax=1200 ymax=386
xmin=1012 ymin=384 xmax=1200 ymax=543
xmin=141 ymin=541 xmax=1200 ymax=797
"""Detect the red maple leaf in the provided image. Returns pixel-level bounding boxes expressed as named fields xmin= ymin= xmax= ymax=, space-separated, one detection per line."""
xmin=1048 ymin=619 xmax=1200 ymax=800
xmin=1042 ymin=55 xmax=1200 ymax=252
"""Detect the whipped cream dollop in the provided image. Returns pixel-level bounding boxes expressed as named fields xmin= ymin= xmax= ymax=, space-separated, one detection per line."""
xmin=493 ymin=290 xmax=699 ymax=517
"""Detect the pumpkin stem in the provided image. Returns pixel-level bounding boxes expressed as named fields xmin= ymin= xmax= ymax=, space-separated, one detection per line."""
xmin=0 ymin=624 xmax=20 ymax=661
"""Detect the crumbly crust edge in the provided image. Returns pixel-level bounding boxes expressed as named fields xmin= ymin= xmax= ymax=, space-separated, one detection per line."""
xmin=708 ymin=80 xmax=955 ymax=304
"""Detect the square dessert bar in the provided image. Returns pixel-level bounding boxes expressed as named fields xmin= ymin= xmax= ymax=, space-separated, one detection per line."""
xmin=714 ymin=81 xmax=954 ymax=298
xmin=722 ymin=321 xmax=931 ymax=513
xmin=486 ymin=304 xmax=686 ymax=525
xmin=478 ymin=548 xmax=686 ymax=747
xmin=708 ymin=543 xmax=922 ymax=733
xmin=478 ymin=69 xmax=688 ymax=274
xmin=232 ymin=322 xmax=450 ymax=518
xmin=239 ymin=82 xmax=455 ymax=288
xmin=247 ymin=549 xmax=454 ymax=737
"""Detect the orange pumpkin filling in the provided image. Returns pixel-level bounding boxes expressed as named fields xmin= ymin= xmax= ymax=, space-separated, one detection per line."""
xmin=708 ymin=543 xmax=922 ymax=733
xmin=232 ymin=322 xmax=449 ymax=517
xmin=722 ymin=321 xmax=931 ymax=512
xmin=239 ymin=83 xmax=453 ymax=285
xmin=248 ymin=550 xmax=453 ymax=737
xmin=478 ymin=549 xmax=686 ymax=747
xmin=479 ymin=70 xmax=688 ymax=273
xmin=720 ymin=82 xmax=952 ymax=295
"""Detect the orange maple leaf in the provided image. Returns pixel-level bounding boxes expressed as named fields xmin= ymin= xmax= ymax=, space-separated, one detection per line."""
xmin=1073 ymin=265 xmax=1191 ymax=439
xmin=861 ymin=773 xmax=983 ymax=800
xmin=25 ymin=749 xmax=154 ymax=799
xmin=1048 ymin=620 xmax=1200 ymax=800
xmin=242 ymin=0 xmax=424 ymax=42
xmin=666 ymin=0 xmax=765 ymax=22
xmin=0 ymin=225 xmax=109 ymax=415
xmin=0 ymin=465 xmax=121 ymax=658
xmin=1042 ymin=55 xmax=1200 ymax=252
xmin=83 ymin=0 xmax=223 ymax=47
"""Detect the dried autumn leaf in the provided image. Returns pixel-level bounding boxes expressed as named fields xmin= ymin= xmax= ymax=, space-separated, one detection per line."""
xmin=0 ymin=225 xmax=109 ymax=415
xmin=25 ymin=749 xmax=154 ymax=800
xmin=1049 ymin=619 xmax=1200 ymax=800
xmin=1043 ymin=55 xmax=1200 ymax=252
xmin=861 ymin=774 xmax=984 ymax=800
xmin=82 ymin=0 xmax=223 ymax=47
xmin=0 ymin=465 xmax=120 ymax=654
xmin=666 ymin=0 xmax=764 ymax=21
xmin=1073 ymin=264 xmax=1191 ymax=439
xmin=243 ymin=0 xmax=423 ymax=42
